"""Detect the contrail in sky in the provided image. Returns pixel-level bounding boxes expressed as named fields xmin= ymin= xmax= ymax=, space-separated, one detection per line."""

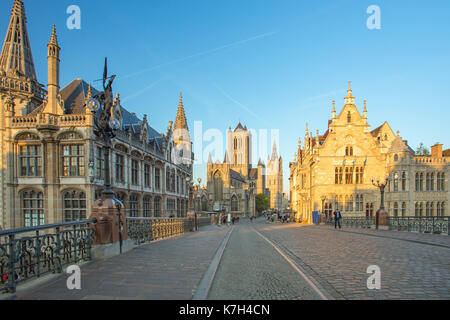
xmin=119 ymin=31 xmax=277 ymax=81
xmin=121 ymin=77 xmax=167 ymax=103
xmin=212 ymin=83 xmax=264 ymax=122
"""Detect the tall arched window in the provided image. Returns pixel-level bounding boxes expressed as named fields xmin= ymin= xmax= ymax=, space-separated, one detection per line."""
xmin=60 ymin=132 xmax=85 ymax=177
xmin=128 ymin=194 xmax=139 ymax=217
xmin=201 ymin=196 xmax=208 ymax=212
xmin=402 ymin=172 xmax=407 ymax=191
xmin=402 ymin=202 xmax=407 ymax=217
xmin=347 ymin=111 xmax=351 ymax=123
xmin=22 ymin=190 xmax=44 ymax=227
xmin=231 ymin=196 xmax=238 ymax=212
xmin=214 ymin=172 xmax=223 ymax=201
xmin=394 ymin=202 xmax=399 ymax=217
xmin=63 ymin=190 xmax=86 ymax=222
xmin=17 ymin=132 xmax=42 ymax=177
xmin=154 ymin=197 xmax=161 ymax=217
xmin=143 ymin=196 xmax=151 ymax=217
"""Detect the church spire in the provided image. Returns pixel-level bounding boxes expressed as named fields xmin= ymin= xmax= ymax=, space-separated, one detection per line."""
xmin=271 ymin=141 xmax=278 ymax=161
xmin=0 ymin=0 xmax=37 ymax=80
xmin=344 ymin=81 xmax=355 ymax=105
xmin=174 ymin=92 xmax=189 ymax=131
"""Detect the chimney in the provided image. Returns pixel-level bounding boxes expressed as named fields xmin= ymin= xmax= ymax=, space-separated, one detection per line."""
xmin=431 ymin=144 xmax=443 ymax=158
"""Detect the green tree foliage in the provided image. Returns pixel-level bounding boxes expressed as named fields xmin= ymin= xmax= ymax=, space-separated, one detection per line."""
xmin=256 ymin=194 xmax=270 ymax=213
xmin=416 ymin=143 xmax=430 ymax=156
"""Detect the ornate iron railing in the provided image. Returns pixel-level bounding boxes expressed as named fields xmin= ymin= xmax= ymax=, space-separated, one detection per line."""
xmin=388 ymin=217 xmax=449 ymax=235
xmin=324 ymin=216 xmax=449 ymax=235
xmin=0 ymin=219 xmax=96 ymax=294
xmin=126 ymin=217 xmax=185 ymax=245
xmin=324 ymin=217 xmax=373 ymax=229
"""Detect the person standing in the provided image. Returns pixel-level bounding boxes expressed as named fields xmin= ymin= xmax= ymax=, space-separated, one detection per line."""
xmin=334 ymin=209 xmax=343 ymax=229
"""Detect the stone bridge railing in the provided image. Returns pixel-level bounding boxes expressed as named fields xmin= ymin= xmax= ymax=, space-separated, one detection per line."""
xmin=0 ymin=219 xmax=96 ymax=294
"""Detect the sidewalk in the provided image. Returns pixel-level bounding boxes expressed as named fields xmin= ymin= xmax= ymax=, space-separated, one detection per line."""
xmin=14 ymin=224 xmax=230 ymax=300
xmin=317 ymin=225 xmax=450 ymax=248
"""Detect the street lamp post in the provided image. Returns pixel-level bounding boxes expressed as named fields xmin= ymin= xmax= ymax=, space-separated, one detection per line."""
xmin=371 ymin=176 xmax=390 ymax=230
xmin=87 ymin=58 xmax=124 ymax=251
xmin=186 ymin=177 xmax=197 ymax=231
xmin=321 ymin=196 xmax=327 ymax=219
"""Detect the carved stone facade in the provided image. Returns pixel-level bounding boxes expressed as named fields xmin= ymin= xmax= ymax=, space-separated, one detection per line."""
xmin=290 ymin=83 xmax=449 ymax=224
xmin=0 ymin=0 xmax=192 ymax=229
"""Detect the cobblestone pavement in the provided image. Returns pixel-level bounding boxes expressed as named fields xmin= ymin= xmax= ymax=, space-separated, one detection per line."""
xmin=254 ymin=222 xmax=450 ymax=300
xmin=208 ymin=222 xmax=322 ymax=300
xmin=14 ymin=225 xmax=229 ymax=300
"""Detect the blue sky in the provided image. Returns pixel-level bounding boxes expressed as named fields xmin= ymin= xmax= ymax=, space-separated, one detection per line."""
xmin=2 ymin=0 xmax=449 ymax=193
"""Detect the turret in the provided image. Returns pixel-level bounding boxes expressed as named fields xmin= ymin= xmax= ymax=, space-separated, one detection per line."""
xmin=43 ymin=25 xmax=63 ymax=114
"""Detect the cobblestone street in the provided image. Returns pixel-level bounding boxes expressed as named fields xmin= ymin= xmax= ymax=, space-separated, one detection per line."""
xmin=8 ymin=219 xmax=450 ymax=300
xmin=253 ymin=221 xmax=450 ymax=300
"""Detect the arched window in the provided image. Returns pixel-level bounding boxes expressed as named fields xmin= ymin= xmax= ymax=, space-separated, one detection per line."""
xmin=402 ymin=202 xmax=407 ymax=217
xmin=128 ymin=194 xmax=139 ymax=217
xmin=60 ymin=132 xmax=85 ymax=177
xmin=63 ymin=190 xmax=86 ymax=222
xmin=402 ymin=172 xmax=407 ymax=191
xmin=345 ymin=167 xmax=353 ymax=184
xmin=201 ymin=196 xmax=208 ymax=212
xmin=214 ymin=172 xmax=223 ymax=201
xmin=347 ymin=111 xmax=351 ymax=123
xmin=154 ymin=197 xmax=161 ymax=217
xmin=394 ymin=154 xmax=399 ymax=162
xmin=393 ymin=172 xmax=399 ymax=192
xmin=143 ymin=196 xmax=151 ymax=217
xmin=415 ymin=203 xmax=420 ymax=217
xmin=18 ymin=134 xmax=42 ymax=177
xmin=231 ymin=196 xmax=239 ymax=212
xmin=21 ymin=190 xmax=44 ymax=227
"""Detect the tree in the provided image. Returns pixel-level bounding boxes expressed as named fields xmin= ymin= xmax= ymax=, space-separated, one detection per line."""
xmin=256 ymin=194 xmax=270 ymax=214
xmin=416 ymin=143 xmax=430 ymax=156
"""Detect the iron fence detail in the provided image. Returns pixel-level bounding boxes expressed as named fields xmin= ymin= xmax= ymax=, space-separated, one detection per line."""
xmin=127 ymin=218 xmax=185 ymax=245
xmin=0 ymin=219 xmax=96 ymax=293
xmin=324 ymin=217 xmax=373 ymax=229
xmin=388 ymin=217 xmax=449 ymax=235
xmin=323 ymin=216 xmax=449 ymax=235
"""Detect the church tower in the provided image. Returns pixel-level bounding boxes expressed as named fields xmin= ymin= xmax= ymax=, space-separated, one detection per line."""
xmin=267 ymin=141 xmax=283 ymax=210
xmin=227 ymin=123 xmax=252 ymax=176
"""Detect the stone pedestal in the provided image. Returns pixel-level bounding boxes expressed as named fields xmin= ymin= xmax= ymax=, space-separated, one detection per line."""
xmin=375 ymin=209 xmax=389 ymax=230
xmin=90 ymin=198 xmax=128 ymax=245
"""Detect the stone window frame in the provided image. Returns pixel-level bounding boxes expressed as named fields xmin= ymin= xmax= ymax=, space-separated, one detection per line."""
xmin=21 ymin=189 xmax=44 ymax=227
xmin=62 ymin=189 xmax=87 ymax=222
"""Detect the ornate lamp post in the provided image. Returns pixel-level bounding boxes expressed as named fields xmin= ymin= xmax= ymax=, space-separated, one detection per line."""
xmin=87 ymin=59 xmax=125 ymax=250
xmin=371 ymin=176 xmax=390 ymax=230
xmin=321 ymin=196 xmax=327 ymax=217
xmin=186 ymin=177 xmax=197 ymax=231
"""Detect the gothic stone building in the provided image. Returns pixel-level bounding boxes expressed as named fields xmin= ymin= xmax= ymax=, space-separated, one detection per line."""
xmin=0 ymin=0 xmax=193 ymax=230
xmin=194 ymin=123 xmax=282 ymax=216
xmin=289 ymin=83 xmax=448 ymax=224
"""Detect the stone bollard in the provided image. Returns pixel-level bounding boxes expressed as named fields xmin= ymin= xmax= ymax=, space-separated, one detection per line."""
xmin=90 ymin=198 xmax=128 ymax=246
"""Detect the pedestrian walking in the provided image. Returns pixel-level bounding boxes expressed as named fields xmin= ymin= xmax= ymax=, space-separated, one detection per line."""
xmin=334 ymin=209 xmax=343 ymax=229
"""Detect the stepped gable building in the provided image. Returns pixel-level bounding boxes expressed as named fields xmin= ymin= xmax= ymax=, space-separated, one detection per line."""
xmin=0 ymin=0 xmax=193 ymax=229
xmin=195 ymin=123 xmax=284 ymax=216
xmin=289 ymin=82 xmax=449 ymax=224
